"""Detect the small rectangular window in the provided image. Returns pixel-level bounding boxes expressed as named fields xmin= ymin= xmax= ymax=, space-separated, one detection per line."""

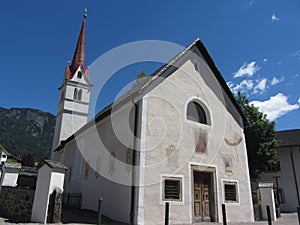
xmin=163 ymin=177 xmax=182 ymax=202
xmin=224 ymin=182 xmax=238 ymax=203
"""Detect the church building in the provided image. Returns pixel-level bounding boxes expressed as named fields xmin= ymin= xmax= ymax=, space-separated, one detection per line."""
xmin=51 ymin=13 xmax=254 ymax=224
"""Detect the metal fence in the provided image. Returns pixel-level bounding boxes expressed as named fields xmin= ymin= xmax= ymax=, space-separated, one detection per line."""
xmin=62 ymin=192 xmax=82 ymax=208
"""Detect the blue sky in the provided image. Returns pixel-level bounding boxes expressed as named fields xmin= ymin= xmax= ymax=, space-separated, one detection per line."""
xmin=1 ymin=0 xmax=299 ymax=131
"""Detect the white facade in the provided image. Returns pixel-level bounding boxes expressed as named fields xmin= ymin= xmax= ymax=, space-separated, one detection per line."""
xmin=62 ymin=102 xmax=134 ymax=223
xmin=56 ymin=40 xmax=255 ymax=224
xmin=257 ymin=130 xmax=300 ymax=213
xmin=31 ymin=161 xmax=66 ymax=223
xmin=138 ymin=56 xmax=253 ymax=224
xmin=257 ymin=183 xmax=276 ymax=221
xmin=51 ymin=65 xmax=91 ymax=162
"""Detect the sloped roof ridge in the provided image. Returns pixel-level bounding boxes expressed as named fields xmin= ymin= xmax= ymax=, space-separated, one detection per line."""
xmin=55 ymin=38 xmax=245 ymax=151
xmin=113 ymin=38 xmax=200 ymax=105
xmin=140 ymin=38 xmax=200 ymax=92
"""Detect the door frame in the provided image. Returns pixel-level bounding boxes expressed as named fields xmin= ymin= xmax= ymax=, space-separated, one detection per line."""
xmin=189 ymin=163 xmax=219 ymax=223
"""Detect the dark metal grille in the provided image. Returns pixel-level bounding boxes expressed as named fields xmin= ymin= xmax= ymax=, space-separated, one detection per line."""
xmin=224 ymin=184 xmax=237 ymax=202
xmin=164 ymin=179 xmax=181 ymax=200
xmin=62 ymin=192 xmax=82 ymax=208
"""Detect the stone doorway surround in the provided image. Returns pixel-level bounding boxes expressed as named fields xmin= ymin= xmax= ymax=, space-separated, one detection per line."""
xmin=190 ymin=163 xmax=218 ymax=223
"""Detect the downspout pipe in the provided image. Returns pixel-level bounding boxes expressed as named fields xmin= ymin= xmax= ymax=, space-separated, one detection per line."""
xmin=130 ymin=100 xmax=141 ymax=224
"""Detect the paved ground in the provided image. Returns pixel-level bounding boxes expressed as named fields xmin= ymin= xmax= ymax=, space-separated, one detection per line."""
xmin=193 ymin=213 xmax=298 ymax=225
xmin=0 ymin=211 xmax=297 ymax=225
xmin=0 ymin=207 xmax=128 ymax=225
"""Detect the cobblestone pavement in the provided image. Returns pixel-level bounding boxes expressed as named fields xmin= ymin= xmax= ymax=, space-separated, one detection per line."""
xmin=0 ymin=212 xmax=297 ymax=225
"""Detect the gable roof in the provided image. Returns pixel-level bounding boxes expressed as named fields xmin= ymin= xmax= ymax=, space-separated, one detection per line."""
xmin=38 ymin=159 xmax=68 ymax=171
xmin=55 ymin=38 xmax=245 ymax=151
xmin=111 ymin=38 xmax=245 ymax=120
xmin=0 ymin=144 xmax=10 ymax=155
xmin=277 ymin=129 xmax=300 ymax=147
xmin=0 ymin=144 xmax=20 ymax=162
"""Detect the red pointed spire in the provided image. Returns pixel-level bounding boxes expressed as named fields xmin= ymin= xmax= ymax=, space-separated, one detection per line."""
xmin=64 ymin=10 xmax=90 ymax=84
xmin=64 ymin=61 xmax=72 ymax=79
xmin=70 ymin=13 xmax=87 ymax=72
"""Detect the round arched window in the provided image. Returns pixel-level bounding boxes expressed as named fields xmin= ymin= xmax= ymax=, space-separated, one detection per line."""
xmin=187 ymin=101 xmax=207 ymax=124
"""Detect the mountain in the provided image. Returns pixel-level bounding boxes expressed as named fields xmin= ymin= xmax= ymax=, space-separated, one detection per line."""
xmin=0 ymin=107 xmax=55 ymax=160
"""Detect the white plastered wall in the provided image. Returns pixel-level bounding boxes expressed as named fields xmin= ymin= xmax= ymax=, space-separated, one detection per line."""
xmin=62 ymin=102 xmax=135 ymax=224
xmin=140 ymin=56 xmax=254 ymax=224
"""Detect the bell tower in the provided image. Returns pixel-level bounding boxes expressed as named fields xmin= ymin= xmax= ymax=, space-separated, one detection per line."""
xmin=51 ymin=11 xmax=91 ymax=161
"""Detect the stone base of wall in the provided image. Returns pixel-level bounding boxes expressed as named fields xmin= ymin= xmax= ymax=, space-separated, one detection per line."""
xmin=0 ymin=186 xmax=34 ymax=222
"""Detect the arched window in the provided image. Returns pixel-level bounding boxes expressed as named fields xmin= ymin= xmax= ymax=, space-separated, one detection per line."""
xmin=77 ymin=71 xmax=82 ymax=79
xmin=187 ymin=101 xmax=207 ymax=124
xmin=78 ymin=89 xmax=82 ymax=101
xmin=73 ymin=88 xmax=78 ymax=100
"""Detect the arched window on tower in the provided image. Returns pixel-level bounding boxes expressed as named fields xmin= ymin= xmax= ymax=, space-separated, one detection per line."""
xmin=77 ymin=71 xmax=82 ymax=79
xmin=78 ymin=89 xmax=82 ymax=101
xmin=187 ymin=101 xmax=208 ymax=124
xmin=73 ymin=88 xmax=78 ymax=100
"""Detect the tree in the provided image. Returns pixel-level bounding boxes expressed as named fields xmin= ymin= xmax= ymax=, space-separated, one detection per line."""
xmin=137 ymin=71 xmax=147 ymax=83
xmin=236 ymin=92 xmax=279 ymax=179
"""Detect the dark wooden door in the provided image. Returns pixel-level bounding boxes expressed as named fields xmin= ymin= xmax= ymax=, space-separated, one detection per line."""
xmin=194 ymin=172 xmax=211 ymax=222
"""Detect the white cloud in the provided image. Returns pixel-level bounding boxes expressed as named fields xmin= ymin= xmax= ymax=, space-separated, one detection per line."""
xmin=270 ymin=77 xmax=280 ymax=86
xmin=263 ymin=58 xmax=268 ymax=62
xmin=249 ymin=0 xmax=255 ymax=6
xmin=298 ymin=97 xmax=300 ymax=104
xmin=229 ymin=76 xmax=283 ymax=95
xmin=253 ymin=78 xmax=267 ymax=94
xmin=270 ymin=76 xmax=284 ymax=86
xmin=233 ymin=61 xmax=260 ymax=78
xmin=272 ymin=14 xmax=280 ymax=22
xmin=250 ymin=93 xmax=299 ymax=121
xmin=227 ymin=81 xmax=234 ymax=89
xmin=229 ymin=80 xmax=254 ymax=94
xmin=292 ymin=50 xmax=300 ymax=60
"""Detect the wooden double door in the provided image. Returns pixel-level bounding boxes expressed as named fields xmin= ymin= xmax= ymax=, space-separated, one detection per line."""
xmin=193 ymin=171 xmax=214 ymax=222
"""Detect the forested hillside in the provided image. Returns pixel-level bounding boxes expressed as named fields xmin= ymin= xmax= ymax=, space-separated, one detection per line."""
xmin=0 ymin=107 xmax=55 ymax=160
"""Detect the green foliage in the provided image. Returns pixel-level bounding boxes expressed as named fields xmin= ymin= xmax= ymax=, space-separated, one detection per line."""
xmin=236 ymin=92 xmax=279 ymax=179
xmin=137 ymin=71 xmax=147 ymax=83
xmin=0 ymin=107 xmax=55 ymax=161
